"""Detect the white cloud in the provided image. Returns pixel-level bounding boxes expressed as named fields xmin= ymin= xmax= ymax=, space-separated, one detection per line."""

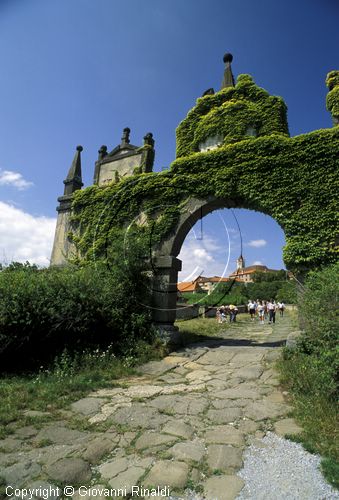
xmin=178 ymin=233 xmax=232 ymax=281
xmin=247 ymin=239 xmax=267 ymax=248
xmin=252 ymin=260 xmax=264 ymax=265
xmin=0 ymin=201 xmax=56 ymax=266
xmin=193 ymin=248 xmax=213 ymax=261
xmin=0 ymin=170 xmax=33 ymax=190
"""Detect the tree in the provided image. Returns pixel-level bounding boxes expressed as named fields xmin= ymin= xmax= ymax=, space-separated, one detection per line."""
xmin=252 ymin=270 xmax=287 ymax=282
xmin=276 ymin=282 xmax=297 ymax=303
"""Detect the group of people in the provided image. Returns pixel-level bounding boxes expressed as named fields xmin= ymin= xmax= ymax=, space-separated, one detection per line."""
xmin=216 ymin=304 xmax=239 ymax=324
xmin=248 ymin=299 xmax=285 ymax=324
xmin=216 ymin=300 xmax=285 ymax=325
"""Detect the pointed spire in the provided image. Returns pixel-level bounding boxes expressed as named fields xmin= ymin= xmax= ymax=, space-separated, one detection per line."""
xmin=221 ymin=52 xmax=235 ymax=89
xmin=121 ymin=127 xmax=130 ymax=146
xmin=237 ymin=254 xmax=245 ymax=270
xmin=63 ymin=145 xmax=84 ymax=195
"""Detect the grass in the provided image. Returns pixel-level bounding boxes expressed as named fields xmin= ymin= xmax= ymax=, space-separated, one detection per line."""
xmin=175 ymin=314 xmax=250 ymax=344
xmin=278 ymin=354 xmax=339 ymax=489
xmin=0 ymin=340 xmax=167 ymax=438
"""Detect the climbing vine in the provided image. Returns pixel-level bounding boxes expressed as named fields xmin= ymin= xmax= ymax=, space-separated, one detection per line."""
xmin=326 ymin=70 xmax=339 ymax=122
xmin=176 ymin=74 xmax=289 ymax=157
xmin=71 ymin=73 xmax=339 ymax=276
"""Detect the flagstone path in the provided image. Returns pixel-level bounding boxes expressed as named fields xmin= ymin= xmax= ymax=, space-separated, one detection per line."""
xmin=0 ymin=314 xmax=303 ymax=500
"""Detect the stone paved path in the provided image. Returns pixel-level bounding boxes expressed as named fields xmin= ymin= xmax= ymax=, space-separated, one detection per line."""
xmin=0 ymin=314 xmax=303 ymax=500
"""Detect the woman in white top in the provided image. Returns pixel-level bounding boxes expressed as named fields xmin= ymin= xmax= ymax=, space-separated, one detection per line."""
xmin=248 ymin=300 xmax=256 ymax=321
xmin=258 ymin=301 xmax=265 ymax=324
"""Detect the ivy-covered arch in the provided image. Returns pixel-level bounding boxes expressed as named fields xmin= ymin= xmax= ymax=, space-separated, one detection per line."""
xmin=69 ymin=71 xmax=339 ymax=333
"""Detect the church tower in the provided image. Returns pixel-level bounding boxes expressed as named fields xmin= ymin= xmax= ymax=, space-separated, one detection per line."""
xmin=237 ymin=254 xmax=245 ymax=270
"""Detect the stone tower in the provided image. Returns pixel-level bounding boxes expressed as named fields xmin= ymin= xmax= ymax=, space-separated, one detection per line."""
xmin=50 ymin=146 xmax=83 ymax=266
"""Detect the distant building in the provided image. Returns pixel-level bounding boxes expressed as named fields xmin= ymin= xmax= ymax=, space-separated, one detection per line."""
xmin=177 ymin=275 xmax=239 ymax=296
xmin=177 ymin=253 xmax=286 ymax=295
xmin=177 ymin=280 xmax=203 ymax=294
xmin=196 ymin=276 xmax=237 ymax=294
xmin=228 ymin=254 xmax=282 ymax=283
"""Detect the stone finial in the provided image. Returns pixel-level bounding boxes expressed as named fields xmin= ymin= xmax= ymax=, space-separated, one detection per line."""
xmin=143 ymin=132 xmax=154 ymax=147
xmin=121 ymin=127 xmax=131 ymax=145
xmin=63 ymin=145 xmax=84 ymax=196
xmin=221 ymin=52 xmax=235 ymax=89
xmin=98 ymin=145 xmax=107 ymax=161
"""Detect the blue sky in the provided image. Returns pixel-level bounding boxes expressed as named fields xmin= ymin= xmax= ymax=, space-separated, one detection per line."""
xmin=0 ymin=0 xmax=338 ymax=269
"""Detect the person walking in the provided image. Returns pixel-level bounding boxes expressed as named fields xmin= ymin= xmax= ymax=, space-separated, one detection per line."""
xmin=248 ymin=300 xmax=256 ymax=321
xmin=216 ymin=308 xmax=221 ymax=324
xmin=258 ymin=301 xmax=265 ymax=324
xmin=278 ymin=301 xmax=285 ymax=317
xmin=229 ymin=304 xmax=236 ymax=323
xmin=258 ymin=301 xmax=265 ymax=325
xmin=220 ymin=305 xmax=226 ymax=323
xmin=263 ymin=300 xmax=268 ymax=321
xmin=267 ymin=300 xmax=276 ymax=324
xmin=233 ymin=305 xmax=239 ymax=322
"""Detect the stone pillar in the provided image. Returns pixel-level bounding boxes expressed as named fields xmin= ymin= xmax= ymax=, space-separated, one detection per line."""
xmin=152 ymin=255 xmax=182 ymax=343
xmin=50 ymin=146 xmax=83 ymax=266
xmin=50 ymin=195 xmax=77 ymax=266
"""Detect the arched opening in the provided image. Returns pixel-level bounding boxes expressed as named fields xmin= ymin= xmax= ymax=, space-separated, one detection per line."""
xmin=151 ymin=197 xmax=289 ymax=337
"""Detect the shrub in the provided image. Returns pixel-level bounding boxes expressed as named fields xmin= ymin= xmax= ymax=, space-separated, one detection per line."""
xmin=298 ymin=262 xmax=339 ymax=354
xmin=282 ymin=262 xmax=339 ymax=400
xmin=245 ymin=280 xmax=286 ymax=301
xmin=278 ymin=263 xmax=339 ymax=486
xmin=276 ymin=281 xmax=297 ymax=303
xmin=0 ymin=244 xmax=154 ymax=371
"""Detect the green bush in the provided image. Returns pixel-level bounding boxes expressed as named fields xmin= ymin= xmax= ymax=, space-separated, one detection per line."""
xmin=183 ymin=291 xmax=247 ymax=306
xmin=298 ymin=262 xmax=339 ymax=354
xmin=245 ymin=280 xmax=286 ymax=301
xmin=278 ymin=263 xmax=339 ymax=485
xmin=276 ymin=281 xmax=297 ymax=303
xmin=282 ymin=347 xmax=338 ymax=400
xmin=282 ymin=262 xmax=339 ymax=400
xmin=0 ymin=253 xmax=153 ymax=371
xmin=251 ymin=270 xmax=287 ymax=282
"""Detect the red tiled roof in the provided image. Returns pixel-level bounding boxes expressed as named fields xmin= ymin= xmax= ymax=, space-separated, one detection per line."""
xmin=177 ymin=281 xmax=201 ymax=292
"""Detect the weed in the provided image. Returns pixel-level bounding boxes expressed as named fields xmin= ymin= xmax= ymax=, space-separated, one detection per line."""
xmin=34 ymin=438 xmax=53 ymax=448
xmin=0 ymin=340 xmax=166 ymax=437
xmin=185 ymin=479 xmax=203 ymax=493
xmin=212 ymin=469 xmax=223 ymax=475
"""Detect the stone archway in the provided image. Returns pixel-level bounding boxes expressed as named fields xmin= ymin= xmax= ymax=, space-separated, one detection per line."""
xmin=51 ymin=59 xmax=339 ymax=342
xmin=151 ymin=196 xmax=285 ymax=336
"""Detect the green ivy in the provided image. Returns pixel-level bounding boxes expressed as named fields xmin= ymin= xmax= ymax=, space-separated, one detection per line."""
xmin=326 ymin=70 xmax=339 ymax=122
xmin=70 ymin=73 xmax=339 ymax=277
xmin=176 ymin=74 xmax=289 ymax=157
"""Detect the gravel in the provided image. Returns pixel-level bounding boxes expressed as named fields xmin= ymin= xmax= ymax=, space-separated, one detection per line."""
xmin=236 ymin=432 xmax=339 ymax=500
